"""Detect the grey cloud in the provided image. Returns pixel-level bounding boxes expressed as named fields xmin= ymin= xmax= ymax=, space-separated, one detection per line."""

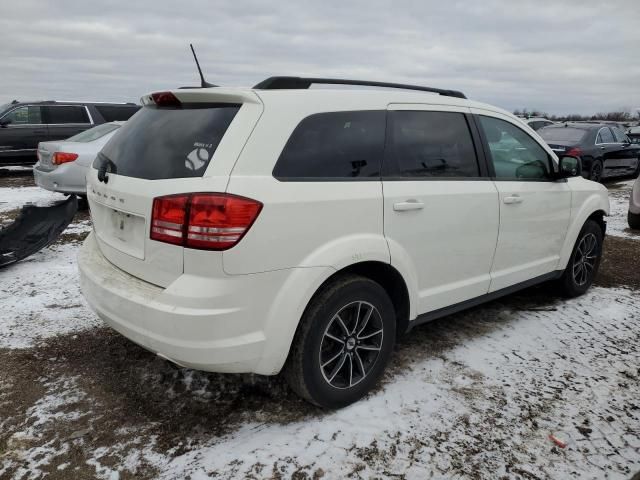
xmin=0 ymin=0 xmax=638 ymax=115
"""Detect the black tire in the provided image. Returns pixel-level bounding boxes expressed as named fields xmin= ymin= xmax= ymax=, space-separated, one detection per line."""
xmin=77 ymin=195 xmax=89 ymax=211
xmin=629 ymin=210 xmax=640 ymax=230
xmin=589 ymin=160 xmax=604 ymax=182
xmin=284 ymin=275 xmax=396 ymax=408
xmin=560 ymin=220 xmax=603 ymax=297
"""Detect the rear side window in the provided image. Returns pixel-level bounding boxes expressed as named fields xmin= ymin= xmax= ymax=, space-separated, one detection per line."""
xmin=273 ymin=111 xmax=385 ymax=180
xmin=45 ymin=105 xmax=90 ymax=124
xmin=94 ymin=105 xmax=140 ymax=122
xmin=384 ymin=111 xmax=480 ymax=178
xmin=96 ymin=105 xmax=240 ymax=180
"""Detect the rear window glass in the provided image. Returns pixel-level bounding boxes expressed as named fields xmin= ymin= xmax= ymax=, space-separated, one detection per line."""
xmin=385 ymin=111 xmax=480 ymax=178
xmin=67 ymin=123 xmax=120 ymax=142
xmin=273 ymin=111 xmax=385 ymax=180
xmin=96 ymin=105 xmax=240 ymax=180
xmin=94 ymin=105 xmax=140 ymax=122
xmin=539 ymin=127 xmax=587 ymax=143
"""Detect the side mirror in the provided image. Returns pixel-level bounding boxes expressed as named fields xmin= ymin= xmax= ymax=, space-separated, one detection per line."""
xmin=557 ymin=156 xmax=581 ymax=178
xmin=0 ymin=119 xmax=10 ymax=128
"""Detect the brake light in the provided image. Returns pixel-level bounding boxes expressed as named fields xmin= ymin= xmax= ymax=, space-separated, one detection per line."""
xmin=150 ymin=193 xmax=262 ymax=250
xmin=150 ymin=194 xmax=188 ymax=245
xmin=565 ymin=147 xmax=582 ymax=157
xmin=52 ymin=152 xmax=78 ymax=165
xmin=151 ymin=91 xmax=181 ymax=107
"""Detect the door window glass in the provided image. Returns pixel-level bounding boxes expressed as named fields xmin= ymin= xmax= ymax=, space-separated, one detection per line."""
xmin=478 ymin=115 xmax=551 ymax=180
xmin=45 ymin=106 xmax=90 ymax=124
xmin=385 ymin=111 xmax=480 ymax=178
xmin=611 ymin=127 xmax=628 ymax=143
xmin=596 ymin=128 xmax=614 ymax=144
xmin=2 ymin=106 xmax=43 ymax=125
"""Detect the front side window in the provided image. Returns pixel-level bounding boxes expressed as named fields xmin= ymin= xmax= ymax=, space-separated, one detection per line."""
xmin=273 ymin=111 xmax=385 ymax=180
xmin=596 ymin=128 xmax=614 ymax=144
xmin=479 ymin=115 xmax=551 ymax=180
xmin=2 ymin=106 xmax=43 ymax=125
xmin=611 ymin=127 xmax=628 ymax=143
xmin=385 ymin=111 xmax=480 ymax=178
xmin=45 ymin=105 xmax=90 ymax=124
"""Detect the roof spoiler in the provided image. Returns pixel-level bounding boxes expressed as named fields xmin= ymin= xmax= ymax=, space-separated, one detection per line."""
xmin=252 ymin=76 xmax=467 ymax=99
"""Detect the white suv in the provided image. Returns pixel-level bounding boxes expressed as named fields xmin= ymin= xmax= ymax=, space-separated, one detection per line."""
xmin=79 ymin=77 xmax=609 ymax=408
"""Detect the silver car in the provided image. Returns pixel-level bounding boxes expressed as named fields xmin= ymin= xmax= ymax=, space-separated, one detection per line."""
xmin=33 ymin=122 xmax=123 ymax=195
xmin=630 ymin=175 xmax=640 ymax=229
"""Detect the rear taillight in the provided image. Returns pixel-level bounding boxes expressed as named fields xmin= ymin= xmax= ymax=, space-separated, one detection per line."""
xmin=565 ymin=147 xmax=582 ymax=157
xmin=150 ymin=194 xmax=188 ymax=245
xmin=52 ymin=152 xmax=78 ymax=165
xmin=150 ymin=193 xmax=262 ymax=250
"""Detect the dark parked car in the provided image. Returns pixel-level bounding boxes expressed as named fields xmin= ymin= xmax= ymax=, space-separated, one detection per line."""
xmin=0 ymin=100 xmax=140 ymax=166
xmin=627 ymin=126 xmax=640 ymax=145
xmin=539 ymin=123 xmax=640 ymax=182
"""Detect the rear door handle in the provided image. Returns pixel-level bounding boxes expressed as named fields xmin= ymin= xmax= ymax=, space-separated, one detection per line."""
xmin=393 ymin=200 xmax=424 ymax=211
xmin=503 ymin=195 xmax=523 ymax=205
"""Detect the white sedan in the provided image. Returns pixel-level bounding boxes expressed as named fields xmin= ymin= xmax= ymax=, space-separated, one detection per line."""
xmin=33 ymin=121 xmax=123 ymax=195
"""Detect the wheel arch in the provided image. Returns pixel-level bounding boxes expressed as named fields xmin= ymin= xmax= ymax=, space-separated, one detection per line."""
xmin=558 ymin=191 xmax=609 ymax=270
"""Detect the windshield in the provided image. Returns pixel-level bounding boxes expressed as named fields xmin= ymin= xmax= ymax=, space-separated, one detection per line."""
xmin=0 ymin=103 xmax=12 ymax=116
xmin=66 ymin=123 xmax=120 ymax=142
xmin=96 ymin=104 xmax=240 ymax=180
xmin=539 ymin=127 xmax=587 ymax=143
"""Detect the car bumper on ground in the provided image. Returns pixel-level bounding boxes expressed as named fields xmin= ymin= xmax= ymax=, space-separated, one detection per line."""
xmin=33 ymin=162 xmax=88 ymax=194
xmin=78 ymin=233 xmax=297 ymax=374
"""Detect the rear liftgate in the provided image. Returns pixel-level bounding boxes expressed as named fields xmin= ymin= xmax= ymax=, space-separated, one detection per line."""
xmin=0 ymin=195 xmax=77 ymax=268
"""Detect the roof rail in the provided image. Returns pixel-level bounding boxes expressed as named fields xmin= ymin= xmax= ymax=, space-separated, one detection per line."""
xmin=252 ymin=76 xmax=467 ymax=99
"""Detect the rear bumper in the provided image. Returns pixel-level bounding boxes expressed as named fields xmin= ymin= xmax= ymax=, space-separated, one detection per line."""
xmin=78 ymin=233 xmax=319 ymax=374
xmin=34 ymin=162 xmax=87 ymax=194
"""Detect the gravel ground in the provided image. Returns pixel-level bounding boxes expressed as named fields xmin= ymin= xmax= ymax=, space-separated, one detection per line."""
xmin=0 ymin=173 xmax=639 ymax=480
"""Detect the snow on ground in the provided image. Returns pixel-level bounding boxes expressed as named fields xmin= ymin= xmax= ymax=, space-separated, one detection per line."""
xmin=0 ymin=242 xmax=99 ymax=349
xmin=0 ymin=186 xmax=67 ymax=214
xmin=607 ymin=179 xmax=640 ymax=240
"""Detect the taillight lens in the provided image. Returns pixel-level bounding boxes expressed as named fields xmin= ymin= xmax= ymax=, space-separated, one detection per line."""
xmin=150 ymin=194 xmax=188 ymax=245
xmin=565 ymin=147 xmax=582 ymax=157
xmin=52 ymin=152 xmax=79 ymax=165
xmin=150 ymin=193 xmax=262 ymax=250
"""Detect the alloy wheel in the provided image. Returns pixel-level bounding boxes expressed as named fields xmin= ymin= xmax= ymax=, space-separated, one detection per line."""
xmin=573 ymin=233 xmax=598 ymax=286
xmin=319 ymin=301 xmax=384 ymax=389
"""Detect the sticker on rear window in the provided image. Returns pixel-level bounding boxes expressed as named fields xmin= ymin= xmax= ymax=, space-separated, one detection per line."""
xmin=185 ymin=144 xmax=212 ymax=171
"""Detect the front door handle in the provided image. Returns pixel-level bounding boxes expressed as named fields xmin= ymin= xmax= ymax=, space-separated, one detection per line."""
xmin=393 ymin=200 xmax=424 ymax=211
xmin=503 ymin=195 xmax=523 ymax=205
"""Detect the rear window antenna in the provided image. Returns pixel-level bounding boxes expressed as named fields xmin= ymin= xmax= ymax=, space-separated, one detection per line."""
xmin=190 ymin=44 xmax=217 ymax=88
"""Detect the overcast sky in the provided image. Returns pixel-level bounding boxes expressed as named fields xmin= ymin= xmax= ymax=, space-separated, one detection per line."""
xmin=1 ymin=0 xmax=639 ymax=115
